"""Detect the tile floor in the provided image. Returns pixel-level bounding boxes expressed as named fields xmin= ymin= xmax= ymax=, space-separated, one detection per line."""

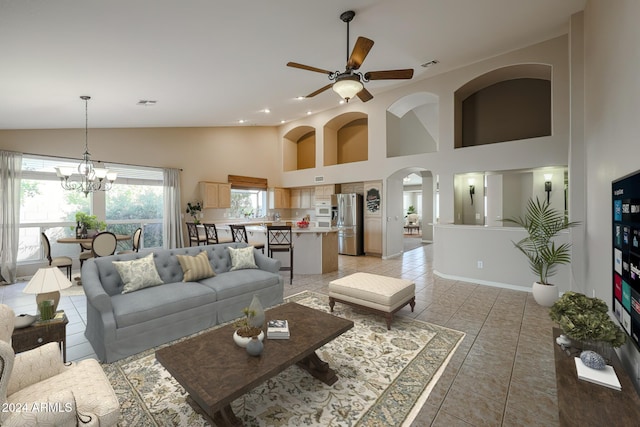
xmin=0 ymin=243 xmax=559 ymax=426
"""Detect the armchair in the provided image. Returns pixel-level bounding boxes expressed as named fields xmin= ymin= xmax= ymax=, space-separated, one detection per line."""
xmin=0 ymin=304 xmax=119 ymax=426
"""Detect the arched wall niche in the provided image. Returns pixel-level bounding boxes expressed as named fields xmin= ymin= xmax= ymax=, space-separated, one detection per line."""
xmin=386 ymin=92 xmax=439 ymax=158
xmin=454 ymin=63 xmax=552 ymax=148
xmin=283 ymin=125 xmax=316 ymax=172
xmin=324 ymin=111 xmax=368 ymax=166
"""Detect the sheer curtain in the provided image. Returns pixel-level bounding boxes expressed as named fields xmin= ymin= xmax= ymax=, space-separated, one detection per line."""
xmin=163 ymin=168 xmax=184 ymax=249
xmin=0 ymin=151 xmax=22 ymax=283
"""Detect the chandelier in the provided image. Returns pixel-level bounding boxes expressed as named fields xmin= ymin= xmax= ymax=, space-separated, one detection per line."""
xmin=55 ymin=96 xmax=116 ymax=197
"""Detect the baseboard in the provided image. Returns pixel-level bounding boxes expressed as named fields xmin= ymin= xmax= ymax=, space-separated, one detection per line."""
xmin=432 ymin=270 xmax=532 ymax=293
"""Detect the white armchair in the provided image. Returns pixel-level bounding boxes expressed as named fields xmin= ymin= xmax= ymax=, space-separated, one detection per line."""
xmin=0 ymin=304 xmax=119 ymax=426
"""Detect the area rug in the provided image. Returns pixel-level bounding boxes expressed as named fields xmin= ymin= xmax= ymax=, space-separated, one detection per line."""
xmin=103 ymin=291 xmax=465 ymax=426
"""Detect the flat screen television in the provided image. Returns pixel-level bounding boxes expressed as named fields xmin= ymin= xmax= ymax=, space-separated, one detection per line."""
xmin=612 ymin=170 xmax=640 ymax=349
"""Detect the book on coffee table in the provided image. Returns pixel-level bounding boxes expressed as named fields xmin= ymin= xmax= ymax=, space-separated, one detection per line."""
xmin=267 ymin=319 xmax=290 ymax=339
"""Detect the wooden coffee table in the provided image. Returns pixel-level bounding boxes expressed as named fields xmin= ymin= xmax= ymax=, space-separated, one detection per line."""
xmin=155 ymin=302 xmax=354 ymax=427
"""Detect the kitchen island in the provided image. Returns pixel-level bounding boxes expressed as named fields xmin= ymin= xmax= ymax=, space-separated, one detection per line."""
xmin=212 ymin=224 xmax=338 ymax=274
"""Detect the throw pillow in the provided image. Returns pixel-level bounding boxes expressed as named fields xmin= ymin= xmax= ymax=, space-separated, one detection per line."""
xmin=113 ymin=253 xmax=164 ymax=294
xmin=228 ymin=246 xmax=258 ymax=271
xmin=176 ymin=251 xmax=216 ymax=282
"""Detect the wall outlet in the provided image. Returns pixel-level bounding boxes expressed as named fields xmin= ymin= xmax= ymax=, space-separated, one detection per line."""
xmin=477 ymin=260 xmax=483 ymax=269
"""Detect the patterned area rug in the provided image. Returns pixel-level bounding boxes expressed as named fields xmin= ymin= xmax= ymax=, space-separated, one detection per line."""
xmin=103 ymin=291 xmax=464 ymax=426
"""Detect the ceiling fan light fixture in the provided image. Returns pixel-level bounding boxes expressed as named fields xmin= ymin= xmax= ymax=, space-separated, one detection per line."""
xmin=332 ymin=75 xmax=363 ymax=102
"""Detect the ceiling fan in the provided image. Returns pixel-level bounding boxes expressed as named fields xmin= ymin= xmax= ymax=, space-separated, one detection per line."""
xmin=287 ymin=10 xmax=414 ymax=103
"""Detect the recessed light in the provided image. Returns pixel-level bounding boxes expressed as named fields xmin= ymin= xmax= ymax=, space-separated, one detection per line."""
xmin=263 ymin=109 xmax=271 ymax=114
xmin=280 ymin=120 xmax=286 ymax=124
xmin=238 ymin=119 xmax=246 ymax=124
xmin=306 ymin=111 xmax=312 ymax=115
xmin=296 ymin=96 xmax=305 ymax=100
xmin=137 ymin=100 xmax=157 ymax=106
xmin=339 ymin=100 xmax=345 ymax=105
xmin=421 ymin=60 xmax=439 ymax=68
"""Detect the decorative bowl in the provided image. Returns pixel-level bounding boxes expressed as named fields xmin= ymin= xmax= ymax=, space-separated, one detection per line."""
xmin=296 ymin=221 xmax=310 ymax=228
xmin=14 ymin=314 xmax=36 ymax=329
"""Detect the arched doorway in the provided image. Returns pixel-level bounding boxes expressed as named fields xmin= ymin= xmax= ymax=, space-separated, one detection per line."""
xmin=385 ymin=168 xmax=434 ymax=258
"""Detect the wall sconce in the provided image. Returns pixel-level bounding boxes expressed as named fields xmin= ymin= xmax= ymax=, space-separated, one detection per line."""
xmin=544 ymin=173 xmax=553 ymax=203
xmin=468 ymin=178 xmax=475 ymax=205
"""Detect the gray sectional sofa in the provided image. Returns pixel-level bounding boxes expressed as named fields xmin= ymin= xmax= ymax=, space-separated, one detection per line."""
xmin=82 ymin=242 xmax=283 ymax=362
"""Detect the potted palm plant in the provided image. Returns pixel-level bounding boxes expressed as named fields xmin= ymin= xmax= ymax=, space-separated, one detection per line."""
xmin=504 ymin=197 xmax=579 ymax=306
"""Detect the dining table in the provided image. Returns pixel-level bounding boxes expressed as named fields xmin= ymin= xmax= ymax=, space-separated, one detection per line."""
xmin=57 ymin=234 xmax=132 ymax=246
xmin=57 ymin=234 xmax=133 ymax=285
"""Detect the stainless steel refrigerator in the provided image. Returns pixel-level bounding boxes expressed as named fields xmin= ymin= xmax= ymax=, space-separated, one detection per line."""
xmin=336 ymin=193 xmax=363 ymax=255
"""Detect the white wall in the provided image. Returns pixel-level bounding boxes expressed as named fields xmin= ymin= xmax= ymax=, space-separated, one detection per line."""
xmin=0 ymin=126 xmax=282 ymax=224
xmin=434 ymin=225 xmax=570 ymax=291
xmin=582 ymin=0 xmax=640 ymax=387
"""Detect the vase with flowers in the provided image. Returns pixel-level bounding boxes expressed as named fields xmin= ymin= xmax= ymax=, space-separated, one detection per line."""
xmin=186 ymin=201 xmax=202 ymax=225
xmin=233 ymin=306 xmax=264 ymax=348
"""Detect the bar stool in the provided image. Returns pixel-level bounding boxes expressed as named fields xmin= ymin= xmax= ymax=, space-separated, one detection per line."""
xmin=230 ymin=224 xmax=265 ymax=253
xmin=186 ymin=222 xmax=206 ymax=246
xmin=267 ymin=225 xmax=293 ymax=285
xmin=203 ymin=223 xmax=233 ymax=245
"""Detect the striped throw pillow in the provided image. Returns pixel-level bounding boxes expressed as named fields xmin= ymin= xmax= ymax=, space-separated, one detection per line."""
xmin=177 ymin=251 xmax=215 ymax=282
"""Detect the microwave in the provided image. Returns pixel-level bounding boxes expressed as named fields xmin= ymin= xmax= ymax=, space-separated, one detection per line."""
xmin=315 ymin=205 xmax=332 ymax=217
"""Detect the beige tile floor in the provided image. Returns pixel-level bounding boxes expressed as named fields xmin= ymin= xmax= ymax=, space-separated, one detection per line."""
xmin=0 ymin=243 xmax=559 ymax=426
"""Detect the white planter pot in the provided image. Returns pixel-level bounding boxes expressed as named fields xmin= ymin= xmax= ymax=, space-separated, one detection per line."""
xmin=532 ymin=282 xmax=558 ymax=307
xmin=233 ymin=330 xmax=264 ymax=348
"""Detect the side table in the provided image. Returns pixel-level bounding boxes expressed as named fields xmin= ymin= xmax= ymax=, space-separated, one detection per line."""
xmin=11 ymin=311 xmax=68 ymax=362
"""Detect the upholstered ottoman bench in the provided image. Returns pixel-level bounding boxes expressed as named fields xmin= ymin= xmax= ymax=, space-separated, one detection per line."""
xmin=329 ymin=272 xmax=415 ymax=330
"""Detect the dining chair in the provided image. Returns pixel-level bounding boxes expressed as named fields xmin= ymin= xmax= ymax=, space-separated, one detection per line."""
xmin=118 ymin=227 xmax=142 ymax=254
xmin=79 ymin=241 xmax=94 ymax=268
xmin=186 ymin=222 xmax=206 ymax=246
xmin=40 ymin=233 xmax=72 ymax=280
xmin=230 ymin=224 xmax=265 ymax=253
xmin=91 ymin=232 xmax=118 ymax=257
xmin=266 ymin=225 xmax=293 ymax=284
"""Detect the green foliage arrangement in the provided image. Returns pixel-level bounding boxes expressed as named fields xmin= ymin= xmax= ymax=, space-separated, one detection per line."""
xmin=550 ymin=291 xmax=626 ymax=348
xmin=75 ymin=212 xmax=106 ymax=231
xmin=503 ymin=197 xmax=579 ymax=285
xmin=406 ymin=205 xmax=416 ymax=215
xmin=186 ymin=201 xmax=202 ymax=224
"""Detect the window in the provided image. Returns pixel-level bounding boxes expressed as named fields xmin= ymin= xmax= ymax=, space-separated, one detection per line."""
xmin=105 ymin=164 xmax=163 ymax=250
xmin=18 ymin=155 xmax=164 ymax=263
xmin=230 ymin=189 xmax=267 ymax=219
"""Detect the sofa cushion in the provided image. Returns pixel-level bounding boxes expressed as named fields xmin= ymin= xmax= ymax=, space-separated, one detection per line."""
xmin=176 ymin=251 xmax=215 ymax=282
xmin=112 ymin=253 xmax=164 ymax=294
xmin=228 ymin=246 xmax=258 ymax=271
xmin=199 ymin=269 xmax=280 ymax=300
xmin=111 ymin=281 xmax=218 ymax=328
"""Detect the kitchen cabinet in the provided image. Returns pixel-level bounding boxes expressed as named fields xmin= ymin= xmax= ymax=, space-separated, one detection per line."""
xmin=340 ymin=182 xmax=364 ymax=195
xmin=363 ymin=180 xmax=382 ymax=255
xmin=200 ymin=181 xmax=231 ymax=209
xmin=290 ymin=188 xmax=313 ymax=209
xmin=314 ymin=184 xmax=337 ymax=202
xmin=269 ymin=187 xmax=290 ymax=209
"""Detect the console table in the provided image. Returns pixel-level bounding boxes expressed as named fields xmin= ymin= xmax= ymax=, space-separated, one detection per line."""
xmin=552 ymin=327 xmax=640 ymax=425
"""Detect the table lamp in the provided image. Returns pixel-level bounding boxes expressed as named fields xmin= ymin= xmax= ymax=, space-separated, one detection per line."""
xmin=23 ymin=267 xmax=72 ymax=320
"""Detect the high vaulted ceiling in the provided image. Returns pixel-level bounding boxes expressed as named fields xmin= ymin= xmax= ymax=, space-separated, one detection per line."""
xmin=0 ymin=0 xmax=586 ymax=130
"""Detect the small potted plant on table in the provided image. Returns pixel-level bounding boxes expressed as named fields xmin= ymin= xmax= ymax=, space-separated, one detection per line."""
xmin=233 ymin=307 xmax=264 ymax=348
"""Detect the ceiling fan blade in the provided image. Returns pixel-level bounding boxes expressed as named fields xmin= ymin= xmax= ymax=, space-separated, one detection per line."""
xmin=347 ymin=37 xmax=374 ymax=70
xmin=305 ymin=84 xmax=333 ymax=98
xmin=287 ymin=62 xmax=333 ymax=75
xmin=364 ymin=69 xmax=414 ymax=80
xmin=357 ymin=87 xmax=373 ymax=102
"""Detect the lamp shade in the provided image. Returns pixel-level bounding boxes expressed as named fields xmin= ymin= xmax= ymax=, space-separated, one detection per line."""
xmin=332 ymin=76 xmax=363 ymax=101
xmin=23 ymin=267 xmax=72 ymax=295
